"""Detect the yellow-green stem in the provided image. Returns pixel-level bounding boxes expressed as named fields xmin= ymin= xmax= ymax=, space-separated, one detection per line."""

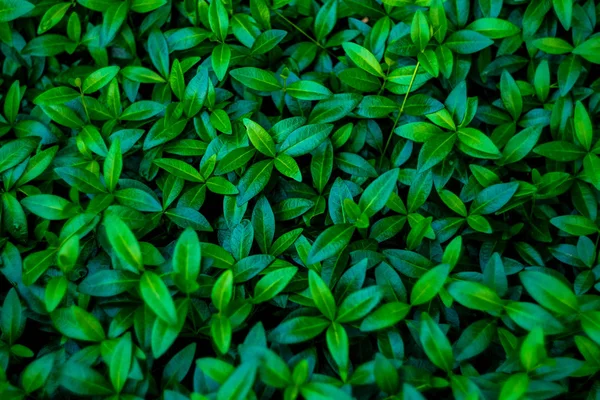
xmin=380 ymin=62 xmax=420 ymax=168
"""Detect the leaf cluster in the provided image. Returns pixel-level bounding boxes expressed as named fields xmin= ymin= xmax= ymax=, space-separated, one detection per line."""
xmin=1 ymin=0 xmax=600 ymax=399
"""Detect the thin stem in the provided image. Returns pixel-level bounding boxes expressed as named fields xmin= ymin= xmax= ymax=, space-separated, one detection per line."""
xmin=272 ymin=9 xmax=327 ymax=51
xmin=377 ymin=64 xmax=390 ymax=96
xmin=379 ymin=62 xmax=420 ymax=167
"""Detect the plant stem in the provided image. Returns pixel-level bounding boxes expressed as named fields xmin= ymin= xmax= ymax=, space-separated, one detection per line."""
xmin=377 ymin=64 xmax=390 ymax=96
xmin=272 ymin=9 xmax=327 ymax=51
xmin=380 ymin=62 xmax=420 ymax=168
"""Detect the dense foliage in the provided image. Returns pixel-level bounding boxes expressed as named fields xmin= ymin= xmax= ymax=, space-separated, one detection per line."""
xmin=1 ymin=0 xmax=600 ymax=398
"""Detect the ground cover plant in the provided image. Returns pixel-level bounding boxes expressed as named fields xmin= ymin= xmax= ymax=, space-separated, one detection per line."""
xmin=1 ymin=0 xmax=600 ymax=398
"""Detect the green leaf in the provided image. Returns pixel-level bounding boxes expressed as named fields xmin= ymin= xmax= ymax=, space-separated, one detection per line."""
xmin=584 ymin=153 xmax=600 ymax=190
xmin=237 ymin=159 xmax=274 ymax=205
xmin=45 ymin=276 xmax=68 ymax=312
xmin=104 ymin=138 xmax=122 ymax=193
xmin=51 ymin=305 xmax=105 ymax=341
xmin=420 ymin=312 xmax=454 ymax=372
xmin=116 ymin=188 xmax=162 ymax=212
xmin=79 ymin=270 xmax=138 ymax=297
xmin=109 ymin=333 xmax=132 ymax=392
xmin=164 ymin=207 xmax=209 ymax=232
xmin=454 ymin=319 xmax=496 ymax=362
xmin=410 ymin=264 xmax=450 ymax=305
xmin=82 ymin=66 xmax=120 ymax=94
xmin=140 ymin=271 xmax=178 ymax=325
xmin=148 ymin=29 xmax=169 ymax=78
xmin=21 ymin=353 xmax=54 ymax=394
xmin=447 ymin=280 xmax=504 ymax=314
xmin=38 ymin=3 xmax=70 ymax=34
xmin=336 ymin=286 xmax=382 ymax=323
xmin=60 ymin=364 xmax=113 ymax=396
xmin=152 ymin=299 xmax=189 ymax=358
xmin=418 ymin=134 xmax=456 ymax=171
xmin=22 ymin=34 xmax=74 ymax=56
xmin=251 ymin=29 xmax=286 ymax=55
xmin=499 ymin=126 xmax=542 ymax=165
xmin=439 ymin=189 xmax=467 ymax=217
xmin=500 ymin=70 xmax=522 ymax=120
xmin=534 ymin=141 xmax=586 ymax=161
xmin=520 ymin=271 xmax=579 ymax=315
xmin=154 ymin=158 xmax=204 ymax=182
xmin=244 ymin=118 xmax=276 ymax=157
xmin=572 ymin=36 xmax=600 ymax=64
xmin=522 ymin=0 xmax=552 ymax=38
xmin=274 ymin=153 xmax=302 ymax=182
xmin=374 ymin=353 xmax=400 ymax=394
xmin=533 ymin=37 xmax=574 ymax=54
xmin=280 ymin=124 xmax=334 ymax=157
xmin=359 ymin=168 xmax=399 ymax=217
xmin=23 ymin=250 xmax=56 ymax=286
xmin=172 ymin=228 xmax=201 ymax=294
xmin=211 ymin=270 xmax=234 ymax=311
xmin=1 ymin=288 xmax=24 ymax=345
xmin=309 ymin=270 xmax=337 ymax=320
xmin=574 ymin=101 xmax=593 ymax=151
xmin=308 ymin=224 xmax=355 ymax=264
xmin=314 ymin=0 xmax=337 ymax=42
xmin=230 ymin=67 xmax=282 ymax=91
xmin=196 ymin=358 xmax=234 ymax=384
xmin=0 ymin=0 xmax=34 ymax=22
xmin=342 ymin=42 xmax=384 ymax=77
xmin=457 ymin=128 xmax=502 ymax=159
xmin=104 ymin=214 xmax=143 ymax=270
xmin=309 ymin=93 xmax=362 ymax=123
xmin=131 ymin=0 xmax=165 ymax=12
xmin=269 ymin=316 xmax=330 ymax=344
xmin=326 ymin=322 xmax=349 ymax=379
xmin=101 ymin=1 xmax=128 ymax=46
xmin=505 ymin=302 xmax=565 ymax=335
xmin=336 ymin=152 xmax=377 ymax=177
xmin=469 ymin=182 xmax=519 ymax=215
xmin=356 ymin=95 xmax=398 ymax=118
xmin=33 ymin=86 xmax=80 ymax=106
xmin=0 ymin=138 xmax=37 ymax=173
xmin=183 ymin=68 xmax=209 ymax=117
xmin=3 ymin=80 xmax=20 ymax=125
xmin=287 ymin=80 xmax=332 ymax=101
xmin=208 ymin=0 xmax=229 ymax=42
xmin=520 ymin=327 xmax=546 ymax=371
xmin=360 ymin=302 xmax=411 ymax=332
xmin=550 ymin=215 xmax=598 ymax=236
xmin=410 ymin=10 xmax=430 ymax=51
xmin=212 ymin=43 xmax=231 ymax=81
xmin=404 ymin=94 xmax=444 ymax=116
xmin=55 ymin=166 xmax=106 ymax=194
xmin=121 ymin=101 xmax=165 ymax=120
xmin=122 ymin=66 xmax=165 ymax=83
xmin=466 ymin=18 xmax=519 ymax=38
xmin=582 ymin=312 xmax=600 ymax=346
xmin=445 ymin=30 xmax=493 ymax=54
xmin=338 ymin=68 xmax=380 ymax=92
xmin=21 ymin=194 xmax=74 ymax=220
xmin=252 ymin=266 xmax=297 ymax=303
xmin=215 ymin=147 xmax=256 ymax=175
xmin=216 ymin=361 xmax=257 ymax=400
xmin=553 ymin=0 xmax=572 ymax=30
